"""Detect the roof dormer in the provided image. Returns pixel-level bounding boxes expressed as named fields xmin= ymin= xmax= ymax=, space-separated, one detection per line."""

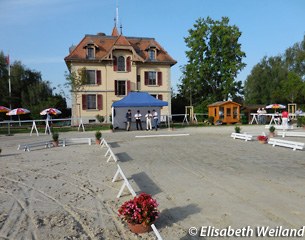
xmin=145 ymin=43 xmax=159 ymax=61
xmin=83 ymin=40 xmax=99 ymax=59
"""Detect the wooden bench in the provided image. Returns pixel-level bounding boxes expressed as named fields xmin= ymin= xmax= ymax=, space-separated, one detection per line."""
xmin=268 ymin=138 xmax=304 ymax=151
xmin=18 ymin=141 xmax=52 ymax=152
xmin=278 ymin=131 xmax=305 ymax=138
xmin=231 ymin=133 xmax=253 ymax=141
xmin=62 ymin=138 xmax=92 ymax=147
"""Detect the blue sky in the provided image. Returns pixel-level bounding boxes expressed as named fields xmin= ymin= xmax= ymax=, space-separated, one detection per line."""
xmin=1 ymin=0 xmax=305 ymax=107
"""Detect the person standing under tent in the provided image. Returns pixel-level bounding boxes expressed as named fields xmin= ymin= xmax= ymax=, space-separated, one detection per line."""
xmin=152 ymin=109 xmax=158 ymax=131
xmin=134 ymin=110 xmax=143 ymax=130
xmin=145 ymin=110 xmax=152 ymax=131
xmin=126 ymin=109 xmax=132 ymax=131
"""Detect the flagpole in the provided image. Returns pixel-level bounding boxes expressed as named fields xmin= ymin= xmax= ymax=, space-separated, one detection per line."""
xmin=7 ymin=55 xmax=12 ymax=135
xmin=8 ymin=59 xmax=11 ymax=110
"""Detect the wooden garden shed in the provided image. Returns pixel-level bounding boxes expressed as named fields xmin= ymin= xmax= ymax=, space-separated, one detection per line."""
xmin=208 ymin=101 xmax=241 ymax=124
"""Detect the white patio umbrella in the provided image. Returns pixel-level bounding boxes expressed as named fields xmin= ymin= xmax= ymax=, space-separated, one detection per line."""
xmin=266 ymin=104 xmax=286 ymax=109
xmin=6 ymin=108 xmax=31 ymax=128
xmin=6 ymin=108 xmax=31 ymax=116
xmin=0 ymin=106 xmax=11 ymax=113
xmin=0 ymin=106 xmax=11 ymax=135
xmin=40 ymin=108 xmax=62 ymax=115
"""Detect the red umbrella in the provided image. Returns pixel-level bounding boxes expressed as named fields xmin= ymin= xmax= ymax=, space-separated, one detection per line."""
xmin=0 ymin=106 xmax=10 ymax=113
xmin=40 ymin=108 xmax=62 ymax=115
xmin=6 ymin=108 xmax=31 ymax=116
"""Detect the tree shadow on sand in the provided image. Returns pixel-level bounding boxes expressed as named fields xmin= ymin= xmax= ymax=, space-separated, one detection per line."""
xmin=155 ymin=203 xmax=206 ymax=239
xmin=156 ymin=203 xmax=201 ymax=229
xmin=131 ymin=172 xmax=162 ymax=195
xmin=116 ymin=152 xmax=133 ymax=162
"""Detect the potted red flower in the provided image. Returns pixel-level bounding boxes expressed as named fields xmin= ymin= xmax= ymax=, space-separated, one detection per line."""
xmin=257 ymin=135 xmax=268 ymax=144
xmin=118 ymin=193 xmax=159 ymax=234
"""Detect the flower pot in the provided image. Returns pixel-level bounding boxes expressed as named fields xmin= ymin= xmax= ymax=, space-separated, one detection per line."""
xmin=53 ymin=141 xmax=59 ymax=147
xmin=259 ymin=140 xmax=267 ymax=144
xmin=127 ymin=222 xmax=152 ymax=234
xmin=95 ymin=139 xmax=101 ymax=145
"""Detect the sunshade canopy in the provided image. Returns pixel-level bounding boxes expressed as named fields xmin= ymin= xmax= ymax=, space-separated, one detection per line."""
xmin=112 ymin=92 xmax=168 ymax=108
xmin=40 ymin=108 xmax=62 ymax=115
xmin=266 ymin=104 xmax=286 ymax=109
xmin=6 ymin=108 xmax=30 ymax=116
xmin=0 ymin=106 xmax=10 ymax=113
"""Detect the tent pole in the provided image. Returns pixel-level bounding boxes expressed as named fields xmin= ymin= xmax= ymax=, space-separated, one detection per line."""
xmin=111 ymin=107 xmax=114 ymax=126
xmin=167 ymin=114 xmax=170 ymax=130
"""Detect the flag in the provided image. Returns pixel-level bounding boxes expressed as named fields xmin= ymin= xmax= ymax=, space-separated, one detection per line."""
xmin=5 ymin=55 xmax=10 ymax=66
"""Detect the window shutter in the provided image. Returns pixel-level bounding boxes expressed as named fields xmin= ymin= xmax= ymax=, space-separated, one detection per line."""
xmin=127 ymin=80 xmax=131 ymax=93
xmin=158 ymin=94 xmax=163 ymax=100
xmin=144 ymin=72 xmax=149 ymax=85
xmin=96 ymin=70 xmax=101 ymax=85
xmin=115 ymin=80 xmax=118 ymax=95
xmin=113 ymin=56 xmax=117 ymax=71
xmin=157 ymin=72 xmax=162 ymax=86
xmin=127 ymin=57 xmax=131 ymax=72
xmin=82 ymin=94 xmax=87 ymax=110
xmin=97 ymin=94 xmax=103 ymax=110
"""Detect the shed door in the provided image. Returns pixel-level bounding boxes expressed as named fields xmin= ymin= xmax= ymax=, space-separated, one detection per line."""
xmin=225 ymin=107 xmax=232 ymax=122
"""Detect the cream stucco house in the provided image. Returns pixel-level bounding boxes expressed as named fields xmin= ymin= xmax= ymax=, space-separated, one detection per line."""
xmin=64 ymin=26 xmax=176 ymax=124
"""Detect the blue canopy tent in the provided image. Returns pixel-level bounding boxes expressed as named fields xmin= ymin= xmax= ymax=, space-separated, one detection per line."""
xmin=112 ymin=92 xmax=168 ymax=129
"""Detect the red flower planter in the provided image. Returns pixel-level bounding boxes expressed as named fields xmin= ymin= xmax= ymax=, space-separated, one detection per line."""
xmin=127 ymin=222 xmax=152 ymax=234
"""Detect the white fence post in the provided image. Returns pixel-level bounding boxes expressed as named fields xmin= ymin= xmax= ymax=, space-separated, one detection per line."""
xmin=112 ymin=165 xmax=136 ymax=198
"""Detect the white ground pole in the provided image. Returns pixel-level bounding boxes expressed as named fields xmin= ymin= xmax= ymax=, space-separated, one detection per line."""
xmin=135 ymin=133 xmax=190 ymax=138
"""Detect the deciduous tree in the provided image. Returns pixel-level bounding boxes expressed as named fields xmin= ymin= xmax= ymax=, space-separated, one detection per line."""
xmin=179 ymin=17 xmax=246 ymax=106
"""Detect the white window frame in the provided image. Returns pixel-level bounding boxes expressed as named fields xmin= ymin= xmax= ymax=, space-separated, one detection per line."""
xmin=87 ymin=94 xmax=97 ymax=110
xmin=148 ymin=71 xmax=157 ymax=86
xmin=116 ymin=80 xmax=127 ymax=96
xmin=86 ymin=70 xmax=96 ymax=85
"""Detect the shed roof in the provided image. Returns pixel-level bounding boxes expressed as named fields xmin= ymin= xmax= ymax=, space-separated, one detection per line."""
xmin=208 ymin=101 xmax=241 ymax=107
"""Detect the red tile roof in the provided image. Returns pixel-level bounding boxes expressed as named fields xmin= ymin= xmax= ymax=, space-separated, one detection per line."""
xmin=111 ymin=26 xmax=119 ymax=37
xmin=65 ymin=27 xmax=177 ymax=66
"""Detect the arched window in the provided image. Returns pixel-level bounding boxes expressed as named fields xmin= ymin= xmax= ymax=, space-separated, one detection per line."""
xmin=118 ymin=56 xmax=125 ymax=71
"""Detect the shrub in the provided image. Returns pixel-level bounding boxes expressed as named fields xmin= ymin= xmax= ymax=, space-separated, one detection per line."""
xmin=235 ymin=126 xmax=241 ymax=133
xmin=96 ymin=114 xmax=105 ymax=123
xmin=52 ymin=132 xmax=59 ymax=141
xmin=95 ymin=131 xmax=102 ymax=140
xmin=208 ymin=116 xmax=214 ymax=125
xmin=269 ymin=126 xmax=275 ymax=133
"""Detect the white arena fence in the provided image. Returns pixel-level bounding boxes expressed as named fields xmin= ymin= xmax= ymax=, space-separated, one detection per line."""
xmin=101 ymin=138 xmax=163 ymax=240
